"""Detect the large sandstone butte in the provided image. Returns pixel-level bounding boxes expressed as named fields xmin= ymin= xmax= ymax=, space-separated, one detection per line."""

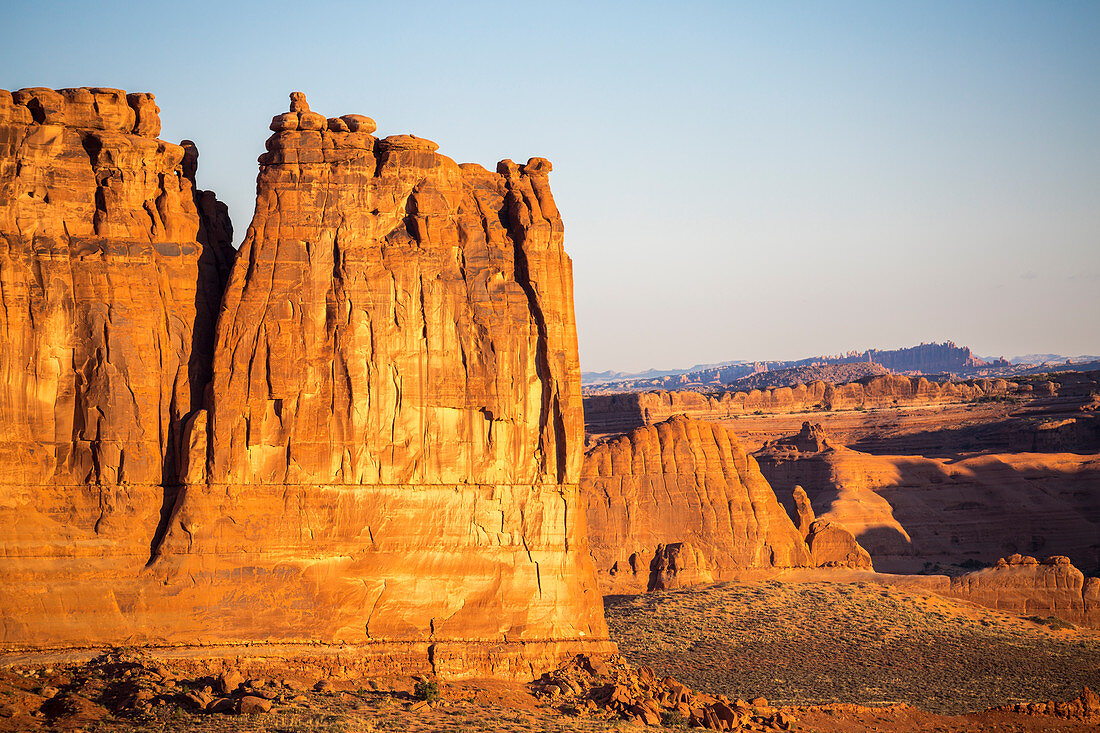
xmin=582 ymin=415 xmax=820 ymax=593
xmin=0 ymin=89 xmax=611 ymax=677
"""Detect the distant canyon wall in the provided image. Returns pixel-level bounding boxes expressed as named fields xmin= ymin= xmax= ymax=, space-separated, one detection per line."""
xmin=584 ymin=374 xmax=1027 ymax=433
xmin=755 ymin=423 xmax=1100 ymax=578
xmin=0 ymin=88 xmax=611 ymax=676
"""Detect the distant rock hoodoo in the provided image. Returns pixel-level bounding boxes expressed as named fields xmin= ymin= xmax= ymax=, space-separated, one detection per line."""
xmin=0 ymin=89 xmax=611 ymax=676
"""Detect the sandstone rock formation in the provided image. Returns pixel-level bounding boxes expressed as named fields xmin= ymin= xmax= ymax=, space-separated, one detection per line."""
xmin=886 ymin=554 xmax=1100 ymax=629
xmin=727 ymin=362 xmax=890 ymax=392
xmin=581 ymin=415 xmax=810 ymax=592
xmin=145 ymin=93 xmax=610 ymax=675
xmin=583 ymin=341 xmax=1002 ymax=394
xmin=947 ymin=555 xmax=1099 ymax=627
xmin=756 ymin=423 xmax=1100 ymax=576
xmin=0 ymin=89 xmax=611 ymax=677
xmin=0 ymin=86 xmax=232 ymax=645
xmin=584 ymin=374 xmax=1020 ymax=433
xmin=790 ymin=486 xmax=872 ymax=569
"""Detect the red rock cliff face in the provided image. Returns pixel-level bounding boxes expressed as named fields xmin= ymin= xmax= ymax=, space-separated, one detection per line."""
xmin=0 ymin=89 xmax=610 ymax=677
xmin=0 ymin=87 xmax=232 ymax=644
xmin=581 ymin=415 xmax=811 ymax=592
xmin=147 ymin=94 xmax=609 ymax=676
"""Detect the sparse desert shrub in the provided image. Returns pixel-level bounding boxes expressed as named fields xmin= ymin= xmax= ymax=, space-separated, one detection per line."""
xmin=662 ymin=709 xmax=688 ymax=727
xmin=1023 ymin=615 xmax=1075 ymax=631
xmin=413 ymin=679 xmax=441 ymax=703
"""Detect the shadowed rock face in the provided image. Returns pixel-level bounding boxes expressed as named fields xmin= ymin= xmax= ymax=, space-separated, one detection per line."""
xmin=756 ymin=423 xmax=1100 ymax=576
xmin=581 ymin=415 xmax=811 ymax=592
xmin=0 ymin=89 xmax=611 ymax=676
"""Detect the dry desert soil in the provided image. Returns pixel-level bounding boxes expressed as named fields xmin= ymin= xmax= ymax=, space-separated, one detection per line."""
xmin=3 ymin=579 xmax=1098 ymax=732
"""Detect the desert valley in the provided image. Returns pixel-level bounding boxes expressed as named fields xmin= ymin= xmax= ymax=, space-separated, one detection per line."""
xmin=0 ymin=82 xmax=1096 ymax=733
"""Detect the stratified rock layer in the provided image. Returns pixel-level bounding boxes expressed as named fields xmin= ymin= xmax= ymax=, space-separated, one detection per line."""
xmin=581 ymin=415 xmax=810 ymax=592
xmin=946 ymin=555 xmax=1099 ymax=627
xmin=584 ymin=375 xmax=1019 ymax=433
xmin=0 ymin=87 xmax=232 ymax=646
xmin=146 ymin=93 xmax=610 ymax=675
xmin=0 ymin=90 xmax=610 ymax=677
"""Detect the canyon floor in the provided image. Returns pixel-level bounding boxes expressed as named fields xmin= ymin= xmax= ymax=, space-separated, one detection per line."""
xmin=4 ymin=578 xmax=1097 ymax=732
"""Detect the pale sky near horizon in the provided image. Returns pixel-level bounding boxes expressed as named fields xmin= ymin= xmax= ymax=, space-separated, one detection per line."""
xmin=3 ymin=1 xmax=1097 ymax=372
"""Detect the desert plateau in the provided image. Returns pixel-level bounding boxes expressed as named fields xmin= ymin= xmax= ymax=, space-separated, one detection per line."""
xmin=2 ymin=3 xmax=1098 ymax=732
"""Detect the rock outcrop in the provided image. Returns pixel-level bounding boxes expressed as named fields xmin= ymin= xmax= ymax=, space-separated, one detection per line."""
xmin=790 ymin=486 xmax=872 ymax=569
xmin=946 ymin=555 xmax=1099 ymax=628
xmin=581 ymin=416 xmax=811 ymax=592
xmin=144 ymin=93 xmax=610 ymax=675
xmin=0 ymin=89 xmax=611 ymax=676
xmin=887 ymin=554 xmax=1100 ymax=629
xmin=756 ymin=423 xmax=1100 ymax=576
xmin=0 ymin=87 xmax=232 ymax=645
xmin=584 ymin=374 xmax=1020 ymax=433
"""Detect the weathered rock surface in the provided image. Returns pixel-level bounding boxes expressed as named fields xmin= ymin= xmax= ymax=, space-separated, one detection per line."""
xmin=0 ymin=87 xmax=232 ymax=645
xmin=581 ymin=416 xmax=811 ymax=592
xmin=756 ymin=423 xmax=1100 ymax=576
xmin=804 ymin=521 xmax=874 ymax=570
xmin=790 ymin=486 xmax=872 ymax=569
xmin=145 ymin=93 xmax=609 ymax=674
xmin=0 ymin=89 xmax=611 ymax=676
xmin=886 ymin=555 xmax=1100 ymax=629
xmin=946 ymin=555 xmax=1099 ymax=628
xmin=584 ymin=374 xmax=1022 ymax=433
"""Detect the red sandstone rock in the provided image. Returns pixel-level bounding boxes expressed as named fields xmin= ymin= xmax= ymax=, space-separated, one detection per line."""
xmin=0 ymin=89 xmax=611 ymax=676
xmin=582 ymin=415 xmax=810 ymax=592
xmin=792 ymin=486 xmax=816 ymax=538
xmin=0 ymin=87 xmax=232 ymax=647
xmin=946 ymin=555 xmax=1099 ymax=627
xmin=805 ymin=520 xmax=874 ymax=570
xmin=584 ymin=375 xmax=1020 ymax=433
xmin=755 ymin=423 xmax=1100 ymax=576
xmin=145 ymin=92 xmax=610 ymax=673
xmin=790 ymin=485 xmax=873 ymax=569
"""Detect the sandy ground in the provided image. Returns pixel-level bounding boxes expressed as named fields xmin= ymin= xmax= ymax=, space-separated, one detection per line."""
xmin=3 ymin=578 xmax=1098 ymax=731
xmin=604 ymin=579 xmax=1100 ymax=714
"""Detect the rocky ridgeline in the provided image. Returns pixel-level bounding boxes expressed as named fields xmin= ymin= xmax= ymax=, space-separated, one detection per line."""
xmin=534 ymin=654 xmax=795 ymax=730
xmin=584 ymin=374 xmax=1037 ymax=433
xmin=992 ymin=687 xmax=1100 ymax=722
xmin=941 ymin=554 xmax=1100 ymax=628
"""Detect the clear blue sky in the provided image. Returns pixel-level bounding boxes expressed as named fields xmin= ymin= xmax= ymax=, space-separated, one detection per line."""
xmin=3 ymin=1 xmax=1098 ymax=371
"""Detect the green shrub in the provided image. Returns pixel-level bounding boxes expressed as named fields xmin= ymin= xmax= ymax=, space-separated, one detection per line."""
xmin=661 ymin=709 xmax=688 ymax=728
xmin=413 ymin=679 xmax=441 ymax=703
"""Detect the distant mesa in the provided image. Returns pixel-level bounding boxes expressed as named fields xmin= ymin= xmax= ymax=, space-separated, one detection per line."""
xmin=583 ymin=341 xmax=1002 ymax=394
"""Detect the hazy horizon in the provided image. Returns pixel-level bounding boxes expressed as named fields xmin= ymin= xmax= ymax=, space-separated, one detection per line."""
xmin=3 ymin=1 xmax=1097 ymax=373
